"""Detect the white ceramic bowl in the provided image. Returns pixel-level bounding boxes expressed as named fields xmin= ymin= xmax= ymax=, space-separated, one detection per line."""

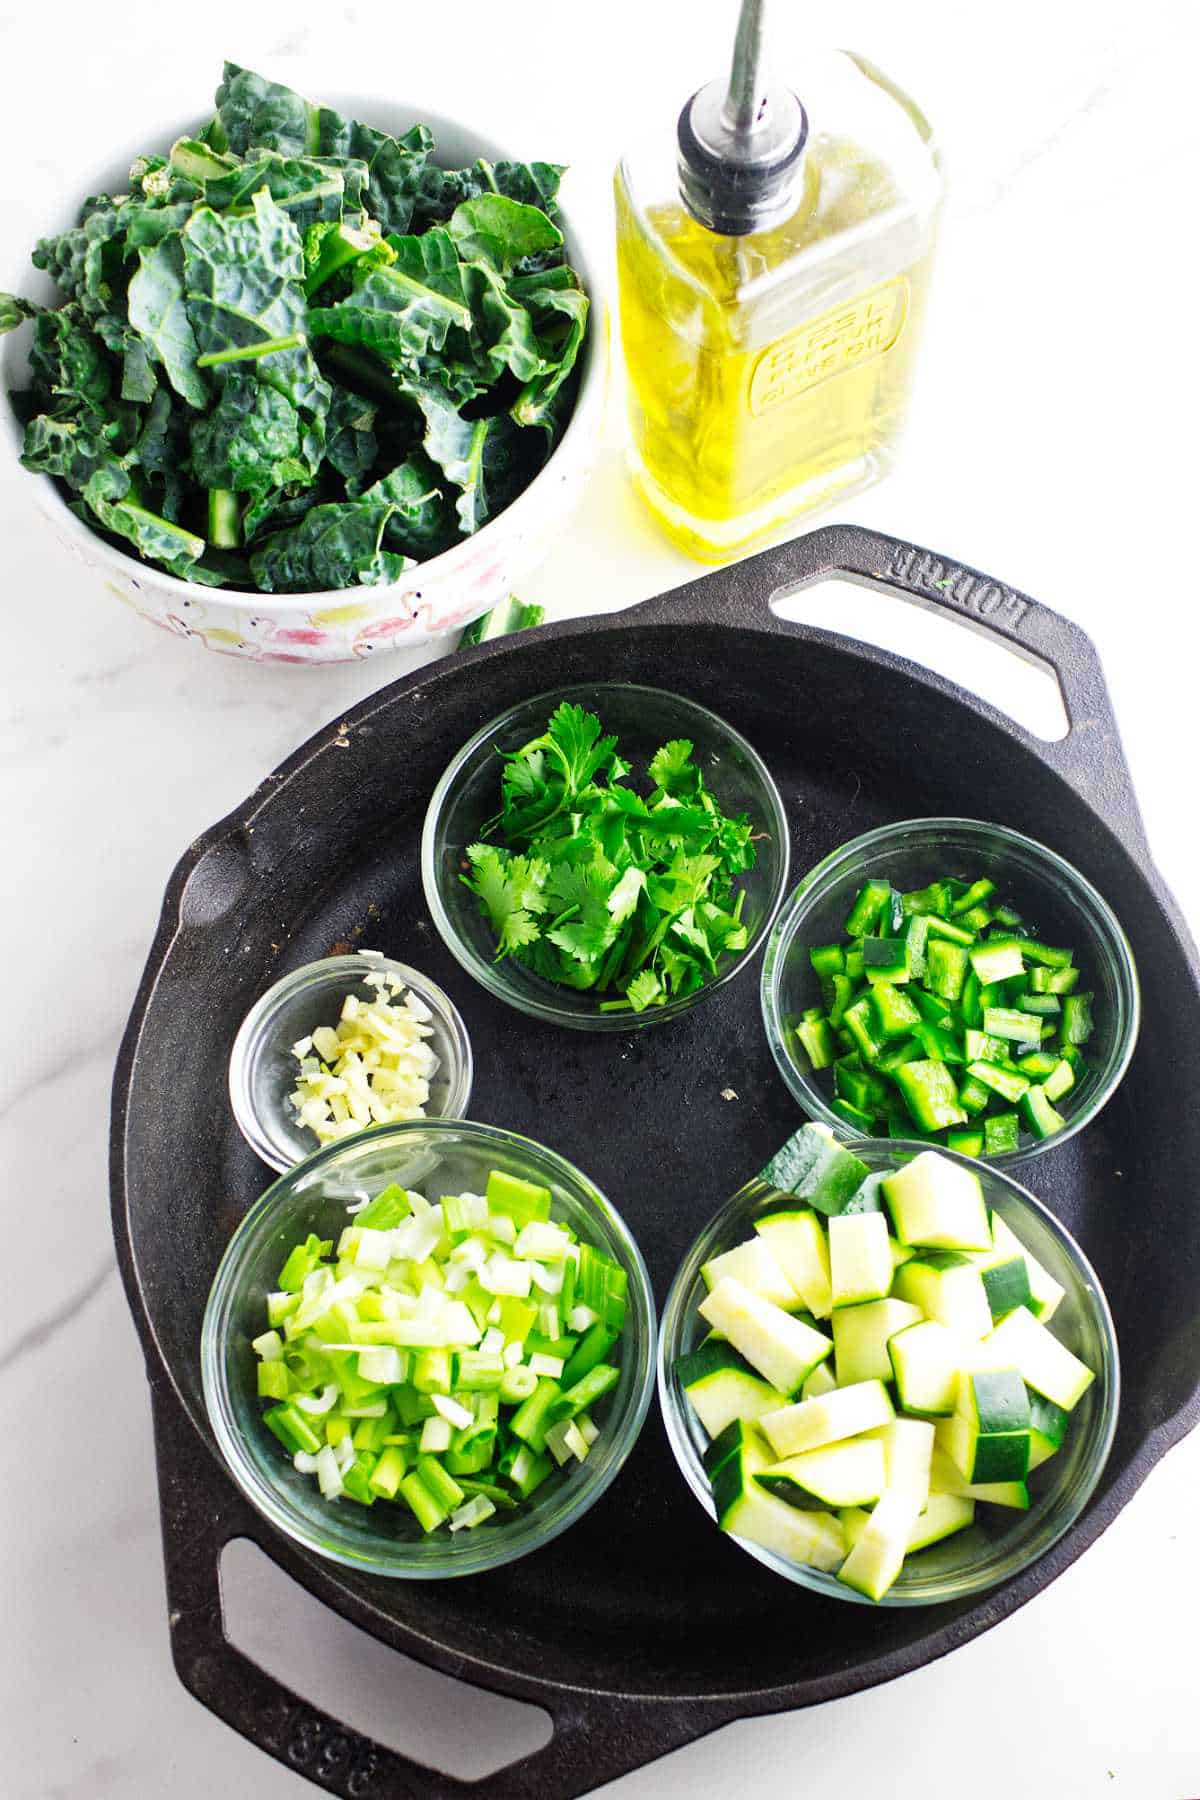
xmin=1 ymin=96 xmax=605 ymax=666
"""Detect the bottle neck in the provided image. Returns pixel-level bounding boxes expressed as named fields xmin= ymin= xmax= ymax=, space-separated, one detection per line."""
xmin=676 ymin=77 xmax=808 ymax=237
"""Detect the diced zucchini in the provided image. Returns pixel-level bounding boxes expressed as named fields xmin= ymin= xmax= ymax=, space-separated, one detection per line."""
xmin=754 ymin=1209 xmax=833 ymax=1318
xmin=713 ymin=1440 xmax=845 ymax=1570
xmin=832 ymin=1297 xmax=923 ymax=1385
xmin=941 ymin=1370 xmax=1031 ymax=1483
xmin=756 ymin=1438 xmax=887 ymax=1510
xmin=881 ymin=1150 xmax=992 ymax=1251
xmin=801 ymin=1359 xmax=838 ymax=1401
xmin=983 ymin=1306 xmax=1095 ymax=1410
xmin=893 ymin=1254 xmax=993 ymax=1340
xmin=1028 ymin=1390 xmax=1071 ymax=1470
xmin=702 ymin=1416 xmax=764 ymax=1478
xmin=887 ymin=1318 xmax=961 ymax=1417
xmin=929 ymin=1445 xmax=1030 ymax=1509
xmin=787 ymin=1130 xmax=872 ymax=1218
xmin=675 ymin=1338 xmax=786 ymax=1439
xmin=759 ymin=1379 xmax=895 ymax=1458
xmin=978 ymin=1255 xmax=1033 ymax=1321
xmin=989 ymin=1215 xmax=1066 ymax=1323
xmin=869 ymin=1416 xmax=935 ymax=1507
xmin=698 ymin=1278 xmax=833 ymax=1398
xmin=702 ymin=1237 xmax=800 ymax=1312
xmin=837 ymin=1489 xmax=923 ymax=1601
xmin=907 ymin=1492 xmax=976 ymax=1552
xmin=829 ymin=1212 xmax=894 ymax=1307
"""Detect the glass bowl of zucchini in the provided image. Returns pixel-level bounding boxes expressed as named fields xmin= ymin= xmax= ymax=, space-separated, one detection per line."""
xmin=202 ymin=1119 xmax=655 ymax=1577
xmin=760 ymin=818 xmax=1139 ymax=1164
xmin=421 ymin=683 xmax=790 ymax=1030
xmin=657 ymin=1123 xmax=1119 ymax=1605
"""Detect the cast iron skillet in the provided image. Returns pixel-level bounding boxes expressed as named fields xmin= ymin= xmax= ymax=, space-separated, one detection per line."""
xmin=111 ymin=524 xmax=1200 ymax=1798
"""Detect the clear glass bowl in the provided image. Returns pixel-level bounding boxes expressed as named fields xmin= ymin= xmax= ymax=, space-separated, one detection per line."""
xmin=420 ymin=683 xmax=790 ymax=1031
xmin=228 ymin=953 xmax=473 ymax=1173
xmin=657 ymin=1140 xmax=1119 ymax=1606
xmin=761 ymin=819 xmax=1140 ymax=1165
xmin=202 ymin=1120 xmax=656 ymax=1578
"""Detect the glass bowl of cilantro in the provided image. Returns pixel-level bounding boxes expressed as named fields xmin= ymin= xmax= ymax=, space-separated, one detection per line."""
xmin=421 ymin=685 xmax=790 ymax=1029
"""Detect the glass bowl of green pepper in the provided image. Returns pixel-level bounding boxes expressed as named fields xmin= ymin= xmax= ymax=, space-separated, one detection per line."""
xmin=422 ymin=683 xmax=790 ymax=1030
xmin=201 ymin=1118 xmax=656 ymax=1578
xmin=760 ymin=819 xmax=1139 ymax=1165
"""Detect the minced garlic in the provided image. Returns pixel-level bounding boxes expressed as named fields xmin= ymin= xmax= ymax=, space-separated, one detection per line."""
xmin=290 ymin=964 xmax=440 ymax=1145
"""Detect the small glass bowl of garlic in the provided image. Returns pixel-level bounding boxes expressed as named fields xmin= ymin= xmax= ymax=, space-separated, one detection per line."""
xmin=229 ymin=951 xmax=474 ymax=1172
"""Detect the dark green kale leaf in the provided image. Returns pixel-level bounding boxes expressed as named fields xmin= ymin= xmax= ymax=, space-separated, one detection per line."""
xmin=81 ymin=460 xmax=206 ymax=577
xmin=28 ymin=306 xmax=113 ymax=415
xmin=181 ymin=190 xmax=329 ymax=421
xmin=214 ymin=62 xmax=353 ymax=157
xmin=446 ymin=196 xmax=563 ymax=275
xmin=360 ymin=458 xmax=455 ymax=557
xmin=307 ymin=263 xmax=472 ymax=364
xmin=32 ymin=203 xmax=125 ymax=317
xmin=323 ymin=385 xmax=378 ymax=485
xmin=204 ymin=151 xmax=366 ymax=231
xmin=189 ymin=369 xmax=305 ymax=494
xmin=20 ymin=413 xmax=110 ymax=489
xmin=248 ymin=500 xmax=409 ymax=592
xmin=126 ymin=235 xmax=209 ymax=409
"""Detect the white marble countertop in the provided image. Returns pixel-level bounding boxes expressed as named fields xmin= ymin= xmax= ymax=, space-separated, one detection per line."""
xmin=3 ymin=2 xmax=1200 ymax=1795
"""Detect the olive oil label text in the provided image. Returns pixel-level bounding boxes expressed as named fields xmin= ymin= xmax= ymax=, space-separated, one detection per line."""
xmin=749 ymin=278 xmax=910 ymax=416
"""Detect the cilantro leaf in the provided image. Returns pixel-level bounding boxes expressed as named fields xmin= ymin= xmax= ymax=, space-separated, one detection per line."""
xmin=625 ymin=969 xmax=662 ymax=1011
xmin=461 ymin=844 xmax=548 ymax=959
xmin=546 ymin=701 xmax=618 ymax=792
xmin=649 ymin=738 xmax=701 ymax=798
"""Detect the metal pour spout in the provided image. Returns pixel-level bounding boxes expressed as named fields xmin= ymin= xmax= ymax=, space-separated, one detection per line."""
xmin=676 ymin=0 xmax=807 ymax=236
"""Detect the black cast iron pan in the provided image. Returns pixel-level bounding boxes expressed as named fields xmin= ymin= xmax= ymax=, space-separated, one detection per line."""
xmin=111 ymin=524 xmax=1200 ymax=1798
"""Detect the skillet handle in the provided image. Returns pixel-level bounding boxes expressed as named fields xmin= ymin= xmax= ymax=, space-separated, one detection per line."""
xmin=151 ymin=1378 xmax=720 ymax=1798
xmin=635 ymin=522 xmax=1146 ymax=846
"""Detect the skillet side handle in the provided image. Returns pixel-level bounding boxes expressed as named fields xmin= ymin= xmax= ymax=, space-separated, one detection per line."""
xmin=150 ymin=1379 xmax=721 ymax=1799
xmin=643 ymin=523 xmax=1147 ymax=846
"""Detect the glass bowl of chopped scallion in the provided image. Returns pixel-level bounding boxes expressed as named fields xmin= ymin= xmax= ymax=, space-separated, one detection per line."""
xmin=201 ymin=1118 xmax=655 ymax=1576
xmin=761 ymin=819 xmax=1139 ymax=1165
xmin=229 ymin=951 xmax=473 ymax=1171
xmin=421 ymin=684 xmax=790 ymax=1030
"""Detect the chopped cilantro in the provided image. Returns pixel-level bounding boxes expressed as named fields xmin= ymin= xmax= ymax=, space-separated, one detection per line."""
xmin=461 ymin=701 xmax=761 ymax=1007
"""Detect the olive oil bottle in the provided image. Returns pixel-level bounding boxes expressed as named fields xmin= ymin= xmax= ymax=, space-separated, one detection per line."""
xmin=614 ymin=8 xmax=943 ymax=561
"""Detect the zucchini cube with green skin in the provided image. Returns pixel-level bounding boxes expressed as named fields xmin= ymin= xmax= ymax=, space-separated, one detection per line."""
xmin=801 ymin=1360 xmax=838 ymax=1401
xmin=754 ymin=1210 xmax=832 ymax=1318
xmin=894 ymin=1059 xmax=967 ymax=1131
xmin=887 ymin=1318 xmax=962 ymax=1417
xmin=832 ymin=1297 xmax=923 ymax=1385
xmin=837 ymin=1488 xmax=923 ymax=1602
xmin=893 ymin=1254 xmax=993 ymax=1341
xmin=760 ymin=1378 xmax=895 ymax=1459
xmin=702 ymin=1416 xmax=765 ymax=1479
xmin=989 ymin=1215 xmax=1065 ymax=1323
xmin=697 ymin=1277 xmax=832 ymax=1398
xmin=701 ymin=1236 xmax=801 ymax=1312
xmin=982 ymin=1305 xmax=1095 ymax=1410
xmin=829 ymin=1212 xmax=894 ymax=1308
xmin=1028 ymin=1391 xmax=1071 ymax=1470
xmin=868 ymin=1416 xmax=935 ymax=1507
xmin=930 ymin=1444 xmax=1030 ymax=1509
xmin=784 ymin=1129 xmax=872 ymax=1218
xmin=675 ymin=1339 xmax=786 ymax=1439
xmin=756 ymin=1437 xmax=887 ymax=1510
xmin=906 ymin=1492 xmax=976 ymax=1552
xmin=713 ymin=1438 xmax=846 ymax=1571
xmin=942 ymin=1369 xmax=1031 ymax=1484
xmin=881 ymin=1150 xmax=992 ymax=1251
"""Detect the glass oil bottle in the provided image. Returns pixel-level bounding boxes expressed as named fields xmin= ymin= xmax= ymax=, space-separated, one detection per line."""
xmin=614 ymin=6 xmax=944 ymax=561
